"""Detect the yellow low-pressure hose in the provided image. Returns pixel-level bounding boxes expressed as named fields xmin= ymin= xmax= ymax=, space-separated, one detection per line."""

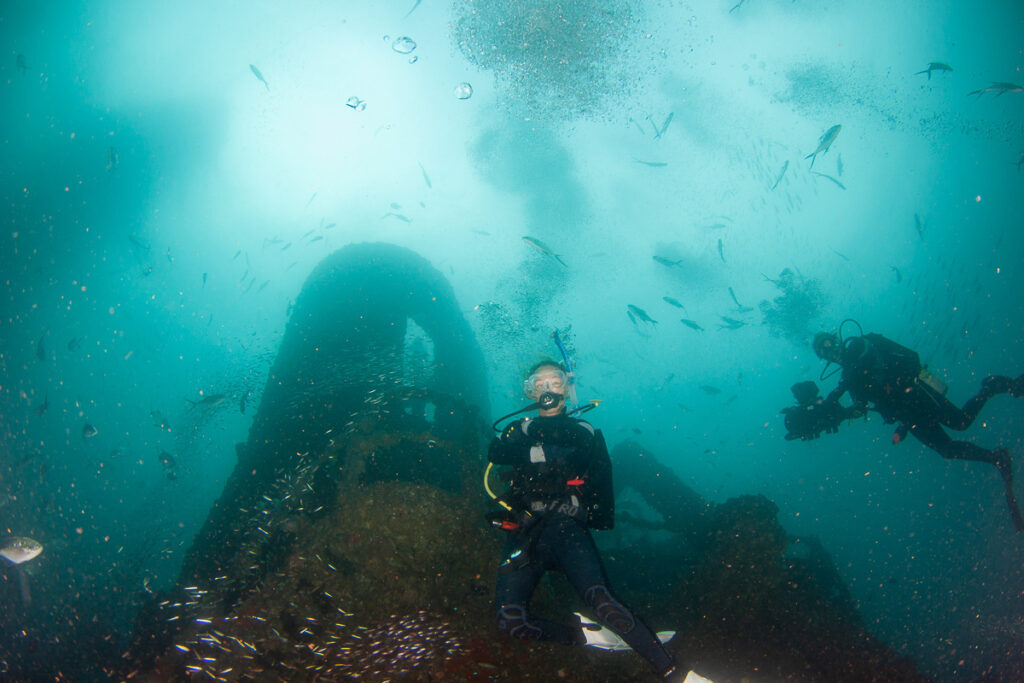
xmin=484 ymin=462 xmax=513 ymax=512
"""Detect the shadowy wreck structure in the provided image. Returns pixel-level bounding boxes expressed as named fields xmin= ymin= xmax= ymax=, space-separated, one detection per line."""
xmin=127 ymin=243 xmax=927 ymax=681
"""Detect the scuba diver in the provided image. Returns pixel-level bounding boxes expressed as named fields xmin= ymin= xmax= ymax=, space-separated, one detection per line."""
xmin=487 ymin=355 xmax=711 ymax=682
xmin=783 ymin=321 xmax=1024 ymax=531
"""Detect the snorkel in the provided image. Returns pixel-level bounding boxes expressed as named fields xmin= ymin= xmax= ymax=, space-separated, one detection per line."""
xmin=551 ymin=329 xmax=579 ymax=413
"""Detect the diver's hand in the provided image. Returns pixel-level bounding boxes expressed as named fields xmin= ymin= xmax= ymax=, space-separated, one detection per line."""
xmin=500 ymin=420 xmax=529 ymax=444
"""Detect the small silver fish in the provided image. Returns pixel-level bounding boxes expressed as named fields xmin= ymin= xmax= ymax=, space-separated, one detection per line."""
xmin=805 ymin=124 xmax=841 ymax=168
xmin=771 ymin=160 xmax=789 ymax=190
xmin=916 ymin=62 xmax=952 ymax=79
xmin=249 ymin=64 xmax=270 ymax=91
xmin=522 ymin=236 xmax=567 ymax=267
xmin=967 ymin=82 xmax=1022 ymax=97
xmin=627 ymin=304 xmax=657 ymax=325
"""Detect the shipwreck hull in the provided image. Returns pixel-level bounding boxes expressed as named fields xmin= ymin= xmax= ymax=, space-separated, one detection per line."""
xmin=126 ymin=243 xmax=928 ymax=682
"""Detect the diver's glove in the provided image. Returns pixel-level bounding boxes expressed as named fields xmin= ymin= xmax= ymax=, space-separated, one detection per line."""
xmin=500 ymin=419 xmax=530 ymax=444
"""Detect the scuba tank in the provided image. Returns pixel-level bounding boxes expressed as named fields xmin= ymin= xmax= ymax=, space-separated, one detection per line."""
xmin=917 ymin=366 xmax=948 ymax=395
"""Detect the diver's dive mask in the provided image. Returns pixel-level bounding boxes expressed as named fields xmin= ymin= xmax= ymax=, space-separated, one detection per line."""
xmin=523 ymin=367 xmax=568 ymax=401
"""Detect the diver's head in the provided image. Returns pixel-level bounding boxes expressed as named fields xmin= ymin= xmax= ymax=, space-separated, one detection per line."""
xmin=812 ymin=332 xmax=842 ymax=364
xmin=523 ymin=360 xmax=568 ymax=415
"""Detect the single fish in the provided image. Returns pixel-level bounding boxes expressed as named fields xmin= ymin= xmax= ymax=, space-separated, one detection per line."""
xmin=811 ymin=171 xmax=843 ymax=189
xmin=717 ymin=239 xmax=725 ymax=263
xmin=158 ymin=450 xmax=178 ymax=480
xmin=82 ymin=423 xmax=98 ymax=439
xmin=232 ymin=249 xmax=241 ymax=260
xmin=402 ymin=0 xmax=421 ymax=19
xmin=627 ymin=305 xmax=658 ymax=325
xmin=128 ymin=233 xmax=151 ymax=257
xmin=1012 ymin=152 xmax=1024 ymax=172
xmin=186 ymin=393 xmax=226 ymax=408
xmin=628 ymin=118 xmax=646 ymax=135
xmin=34 ymin=395 xmax=48 ymax=417
xmin=813 ymin=171 xmax=846 ymax=190
xmin=656 ymin=112 xmax=674 ymax=139
xmin=249 ymin=64 xmax=270 ymax=91
xmin=633 ymin=159 xmax=668 ymax=167
xmin=151 ymin=410 xmax=171 ymax=432
xmin=322 ymin=222 xmax=336 ymax=230
xmin=263 ymin=237 xmax=283 ymax=248
xmin=719 ymin=316 xmax=747 ymax=330
xmin=662 ymin=296 xmax=686 ymax=310
xmin=381 ymin=211 xmax=411 ymax=223
xmin=390 ymin=202 xmax=402 ymax=210
xmin=968 ymin=82 xmax=1022 ymax=97
xmin=890 ymin=265 xmax=902 ymax=283
xmin=106 ymin=146 xmax=118 ymax=171
xmin=418 ymin=163 xmax=432 ymax=189
xmin=728 ymin=287 xmax=753 ymax=312
xmin=522 ymin=236 xmax=567 ymax=267
xmin=0 ymin=537 xmax=42 ymax=565
xmin=837 ymin=153 xmax=844 ymax=177
xmin=202 ymin=272 xmax=208 ymax=287
xmin=36 ymin=336 xmax=45 ymax=361
xmin=653 ymin=255 xmax=683 ymax=267
xmin=66 ymin=336 xmax=82 ymax=352
xmin=770 ymin=160 xmax=789 ymax=191
xmin=166 ymin=248 xmax=173 ymax=264
xmin=680 ymin=318 xmax=704 ymax=331
xmin=240 ymin=391 xmax=250 ymax=414
xmin=914 ymin=213 xmax=925 ymax=241
xmin=916 ymin=62 xmax=952 ymax=79
xmin=310 ymin=235 xmax=324 ymax=242
xmin=831 ymin=248 xmax=850 ymax=262
xmin=699 ymin=385 xmax=722 ymax=395
xmin=805 ymin=124 xmax=842 ymax=169
xmin=257 ymin=280 xmax=270 ymax=292
xmin=15 ymin=53 xmax=27 ymax=74
xmin=703 ymin=223 xmax=727 ymax=230
xmin=281 ymin=242 xmax=292 ymax=251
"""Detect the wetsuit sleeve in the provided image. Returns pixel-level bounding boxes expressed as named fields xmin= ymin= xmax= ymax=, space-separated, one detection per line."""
xmin=824 ymin=382 xmax=848 ymax=405
xmin=488 ymin=419 xmax=532 ymax=465
xmin=587 ymin=430 xmax=615 ymax=530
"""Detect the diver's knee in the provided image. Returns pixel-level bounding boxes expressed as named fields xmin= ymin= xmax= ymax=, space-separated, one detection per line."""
xmin=583 ymin=584 xmax=636 ymax=635
xmin=496 ymin=604 xmax=542 ymax=640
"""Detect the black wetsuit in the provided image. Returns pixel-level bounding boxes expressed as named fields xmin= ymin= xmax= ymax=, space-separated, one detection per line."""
xmin=827 ymin=334 xmax=1010 ymax=464
xmin=827 ymin=333 xmax=1023 ymax=529
xmin=488 ymin=413 xmax=676 ymax=676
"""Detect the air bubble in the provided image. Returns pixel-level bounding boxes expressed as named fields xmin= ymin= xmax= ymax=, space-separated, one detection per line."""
xmin=392 ymin=36 xmax=417 ymax=54
xmin=453 ymin=82 xmax=473 ymax=100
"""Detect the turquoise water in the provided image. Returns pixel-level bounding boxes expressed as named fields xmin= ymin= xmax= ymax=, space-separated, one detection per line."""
xmin=2 ymin=1 xmax=1022 ymax=679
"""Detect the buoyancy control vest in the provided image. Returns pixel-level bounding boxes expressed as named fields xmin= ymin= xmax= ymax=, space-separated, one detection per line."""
xmin=497 ymin=415 xmax=615 ymax=530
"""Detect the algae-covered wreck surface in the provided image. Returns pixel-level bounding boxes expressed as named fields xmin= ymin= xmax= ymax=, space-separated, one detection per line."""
xmin=127 ymin=244 xmax=926 ymax=682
